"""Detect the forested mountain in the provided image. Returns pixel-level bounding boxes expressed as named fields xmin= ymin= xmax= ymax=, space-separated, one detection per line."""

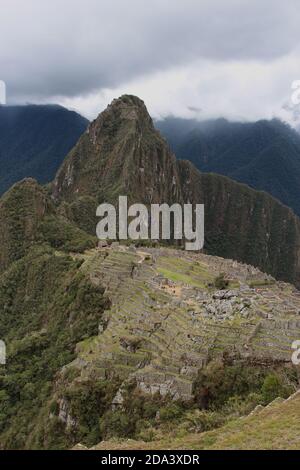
xmin=0 ymin=104 xmax=88 ymax=195
xmin=157 ymin=117 xmax=300 ymax=216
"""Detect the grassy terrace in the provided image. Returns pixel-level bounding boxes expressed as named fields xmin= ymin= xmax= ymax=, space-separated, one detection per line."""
xmin=157 ymin=256 xmax=214 ymax=288
xmin=67 ymin=248 xmax=299 ymax=407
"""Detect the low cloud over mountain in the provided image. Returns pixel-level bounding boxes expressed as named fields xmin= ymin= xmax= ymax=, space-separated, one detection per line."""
xmin=1 ymin=0 xmax=300 ymax=123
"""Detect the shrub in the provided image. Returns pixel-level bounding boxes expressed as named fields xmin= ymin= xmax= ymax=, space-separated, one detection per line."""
xmin=182 ymin=409 xmax=225 ymax=433
xmin=49 ymin=401 xmax=59 ymax=416
xmin=159 ymin=403 xmax=183 ymax=422
xmin=213 ymin=273 xmax=229 ymax=290
xmin=261 ymin=373 xmax=292 ymax=404
xmin=194 ymin=360 xmax=268 ymax=409
xmin=100 ymin=410 xmax=132 ymax=439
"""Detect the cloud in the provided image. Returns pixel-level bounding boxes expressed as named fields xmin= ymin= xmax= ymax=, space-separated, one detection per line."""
xmin=1 ymin=0 xmax=300 ymax=122
xmin=53 ymin=55 xmax=300 ymax=126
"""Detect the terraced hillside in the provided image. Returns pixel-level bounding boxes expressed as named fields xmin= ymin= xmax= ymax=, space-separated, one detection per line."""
xmin=1 ymin=234 xmax=299 ymax=448
xmin=54 ymin=244 xmax=300 ymax=438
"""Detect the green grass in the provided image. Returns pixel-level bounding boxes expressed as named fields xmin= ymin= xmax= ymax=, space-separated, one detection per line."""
xmin=157 ymin=267 xmax=206 ymax=287
xmin=157 ymin=255 xmax=215 ymax=289
xmin=249 ymin=279 xmax=276 ymax=288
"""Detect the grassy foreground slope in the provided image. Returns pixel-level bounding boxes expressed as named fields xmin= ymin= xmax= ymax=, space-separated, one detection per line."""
xmin=89 ymin=391 xmax=300 ymax=450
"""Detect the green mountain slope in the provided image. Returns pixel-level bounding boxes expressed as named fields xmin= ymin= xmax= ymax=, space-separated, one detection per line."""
xmin=156 ymin=117 xmax=300 ymax=217
xmin=0 ymin=244 xmax=110 ymax=449
xmin=0 ymin=178 xmax=96 ymax=274
xmin=0 ymin=104 xmax=88 ymax=195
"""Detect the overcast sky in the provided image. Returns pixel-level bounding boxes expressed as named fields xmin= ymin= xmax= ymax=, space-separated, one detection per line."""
xmin=1 ymin=0 xmax=300 ymax=124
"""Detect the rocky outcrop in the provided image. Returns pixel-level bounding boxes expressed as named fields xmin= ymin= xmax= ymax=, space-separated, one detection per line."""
xmin=57 ymin=398 xmax=77 ymax=429
xmin=202 ymin=289 xmax=252 ymax=320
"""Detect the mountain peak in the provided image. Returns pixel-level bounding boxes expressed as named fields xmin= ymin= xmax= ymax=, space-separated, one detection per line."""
xmin=96 ymin=94 xmax=149 ymax=123
xmin=86 ymin=94 xmax=153 ymax=140
xmin=53 ymin=95 xmax=176 ymax=204
xmin=110 ymin=94 xmax=146 ymax=108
